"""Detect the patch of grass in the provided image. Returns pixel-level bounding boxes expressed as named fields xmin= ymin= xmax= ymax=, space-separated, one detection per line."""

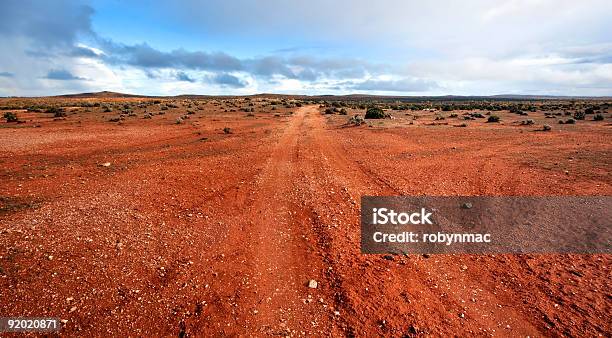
xmin=521 ymin=119 xmax=535 ymax=125
xmin=471 ymin=113 xmax=485 ymax=118
xmin=45 ymin=107 xmax=67 ymax=117
xmin=487 ymin=115 xmax=500 ymax=123
xmin=3 ymin=112 xmax=18 ymax=122
xmin=0 ymin=196 xmax=41 ymax=215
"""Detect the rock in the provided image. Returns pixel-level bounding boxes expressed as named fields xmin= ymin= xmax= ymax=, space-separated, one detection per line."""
xmin=308 ymin=280 xmax=318 ymax=289
xmin=99 ymin=162 xmax=111 ymax=167
xmin=459 ymin=312 xmax=465 ymax=318
xmin=69 ymin=306 xmax=77 ymax=313
xmin=407 ymin=325 xmax=418 ymax=334
xmin=383 ymin=254 xmax=394 ymax=261
xmin=461 ymin=202 xmax=473 ymax=209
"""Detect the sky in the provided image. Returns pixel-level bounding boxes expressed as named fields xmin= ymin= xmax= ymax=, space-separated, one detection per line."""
xmin=1 ymin=0 xmax=611 ymax=97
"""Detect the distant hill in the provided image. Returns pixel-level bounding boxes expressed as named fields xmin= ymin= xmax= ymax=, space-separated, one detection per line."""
xmin=38 ymin=91 xmax=611 ymax=101
xmin=55 ymin=91 xmax=146 ymax=98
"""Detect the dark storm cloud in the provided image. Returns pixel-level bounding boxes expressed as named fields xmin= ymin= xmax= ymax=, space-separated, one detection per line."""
xmin=0 ymin=0 xmax=380 ymax=88
xmin=176 ymin=71 xmax=196 ymax=82
xmin=45 ymin=69 xmax=86 ymax=81
xmin=0 ymin=0 xmax=94 ymax=49
xmin=348 ymin=78 xmax=438 ymax=92
xmin=208 ymin=73 xmax=247 ymax=88
xmin=0 ymin=72 xmax=15 ymax=77
xmin=100 ymin=41 xmax=370 ymax=82
xmin=99 ymin=40 xmax=376 ymax=82
xmin=100 ymin=41 xmax=244 ymax=72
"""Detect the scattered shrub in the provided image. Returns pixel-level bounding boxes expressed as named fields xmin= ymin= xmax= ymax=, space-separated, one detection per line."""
xmin=339 ymin=108 xmax=348 ymax=115
xmin=565 ymin=118 xmax=576 ymax=124
xmin=175 ymin=117 xmax=183 ymax=124
xmin=4 ymin=112 xmax=18 ymax=122
xmin=594 ymin=114 xmax=604 ymax=121
xmin=573 ymin=111 xmax=585 ymax=120
xmin=223 ymin=127 xmax=232 ymax=134
xmin=45 ymin=107 xmax=66 ymax=117
xmin=348 ymin=115 xmax=365 ymax=126
xmin=521 ymin=119 xmax=535 ymax=125
xmin=365 ymin=107 xmax=389 ymax=119
xmin=542 ymin=124 xmax=552 ymax=131
xmin=487 ymin=115 xmax=500 ymax=123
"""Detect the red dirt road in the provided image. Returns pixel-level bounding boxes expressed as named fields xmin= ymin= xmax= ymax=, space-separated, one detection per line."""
xmin=1 ymin=103 xmax=611 ymax=336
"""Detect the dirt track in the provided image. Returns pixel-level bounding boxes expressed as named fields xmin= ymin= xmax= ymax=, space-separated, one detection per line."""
xmin=1 ymin=104 xmax=611 ymax=336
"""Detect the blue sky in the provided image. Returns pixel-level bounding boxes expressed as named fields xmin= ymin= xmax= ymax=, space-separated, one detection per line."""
xmin=1 ymin=0 xmax=611 ymax=96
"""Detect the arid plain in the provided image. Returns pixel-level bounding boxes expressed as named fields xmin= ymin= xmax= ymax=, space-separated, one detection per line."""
xmin=1 ymin=94 xmax=610 ymax=336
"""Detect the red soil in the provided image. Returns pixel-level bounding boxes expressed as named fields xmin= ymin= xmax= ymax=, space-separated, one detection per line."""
xmin=0 ymin=102 xmax=610 ymax=336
